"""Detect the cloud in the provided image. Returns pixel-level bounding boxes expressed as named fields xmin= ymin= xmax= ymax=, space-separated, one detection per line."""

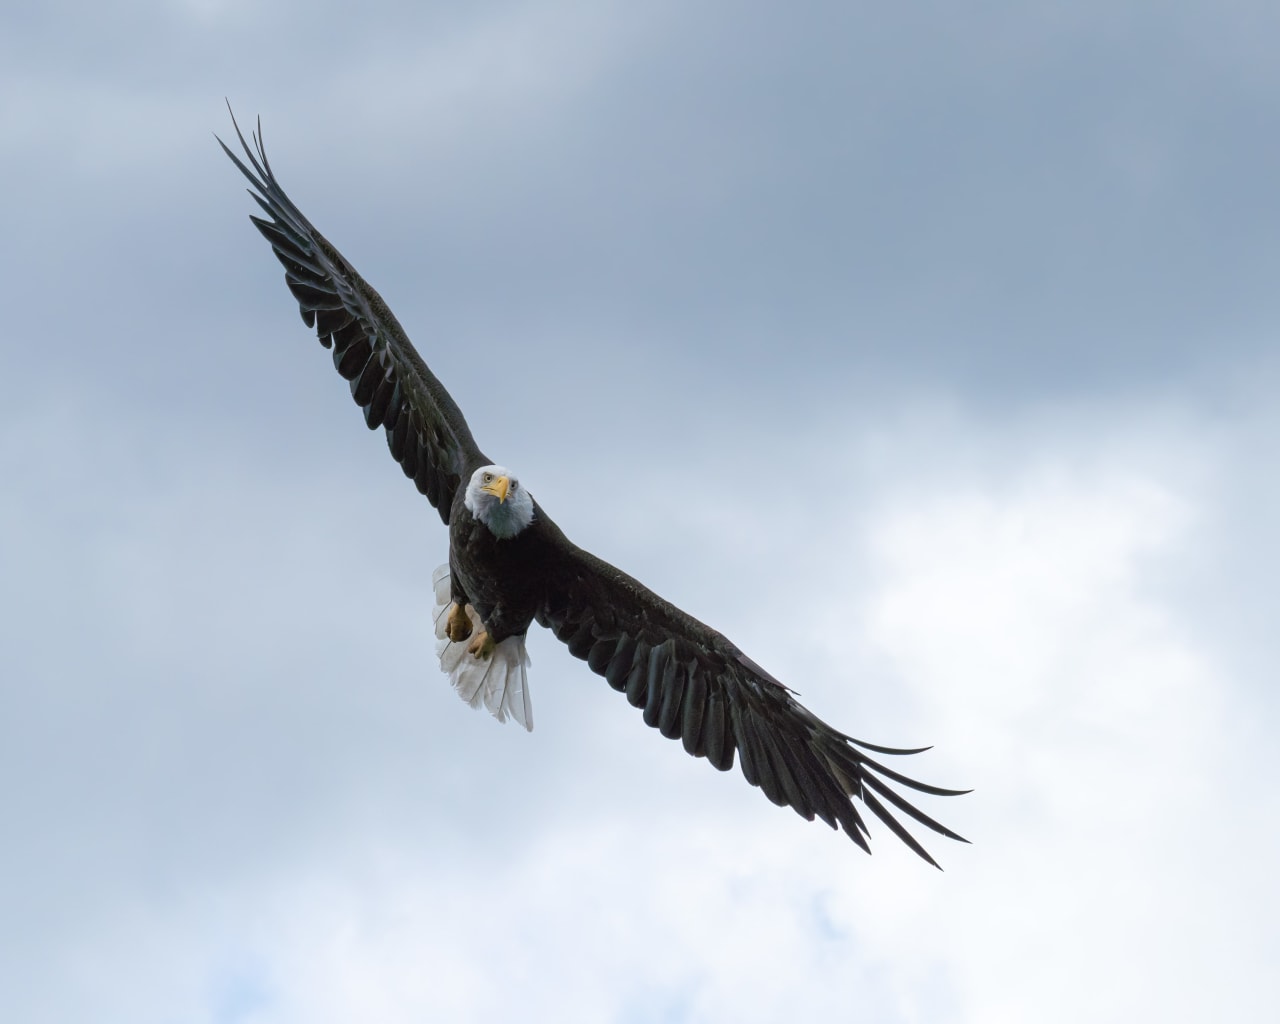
xmin=6 ymin=388 xmax=1275 ymax=1023
xmin=833 ymin=404 xmax=1277 ymax=1022
xmin=4 ymin=3 xmax=1279 ymax=1020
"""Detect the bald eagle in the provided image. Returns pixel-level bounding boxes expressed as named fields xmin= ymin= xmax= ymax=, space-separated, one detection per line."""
xmin=219 ymin=113 xmax=968 ymax=867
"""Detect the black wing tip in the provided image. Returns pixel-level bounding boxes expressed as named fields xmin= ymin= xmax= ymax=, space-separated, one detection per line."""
xmin=917 ymin=827 xmax=972 ymax=871
xmin=217 ymin=102 xmax=277 ymax=197
xmin=845 ymin=736 xmax=934 ymax=756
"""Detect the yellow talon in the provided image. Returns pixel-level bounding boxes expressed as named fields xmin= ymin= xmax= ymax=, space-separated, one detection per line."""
xmin=446 ymin=602 xmax=473 ymax=642
xmin=467 ymin=630 xmax=495 ymax=659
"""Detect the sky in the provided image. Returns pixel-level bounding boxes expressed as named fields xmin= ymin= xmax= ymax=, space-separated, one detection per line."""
xmin=2 ymin=2 xmax=1278 ymax=1021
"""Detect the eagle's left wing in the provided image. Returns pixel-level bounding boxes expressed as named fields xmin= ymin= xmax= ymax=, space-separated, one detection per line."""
xmin=532 ymin=522 xmax=969 ymax=867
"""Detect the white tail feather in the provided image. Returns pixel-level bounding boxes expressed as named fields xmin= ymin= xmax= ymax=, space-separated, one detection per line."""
xmin=431 ymin=564 xmax=534 ymax=731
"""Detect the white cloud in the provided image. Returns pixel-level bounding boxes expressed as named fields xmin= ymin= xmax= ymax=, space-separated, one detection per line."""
xmin=10 ymin=393 xmax=1274 ymax=1024
xmin=830 ymin=409 xmax=1278 ymax=1022
xmin=5 ymin=4 xmax=1280 ymax=1016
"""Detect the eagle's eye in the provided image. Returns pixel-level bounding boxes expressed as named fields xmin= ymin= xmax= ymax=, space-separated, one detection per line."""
xmin=482 ymin=472 xmax=493 ymax=484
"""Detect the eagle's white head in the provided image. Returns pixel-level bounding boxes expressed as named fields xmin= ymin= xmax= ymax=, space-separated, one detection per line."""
xmin=464 ymin=465 xmax=535 ymax=539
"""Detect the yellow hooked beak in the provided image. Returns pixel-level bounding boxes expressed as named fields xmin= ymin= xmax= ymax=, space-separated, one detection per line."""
xmin=481 ymin=475 xmax=510 ymax=504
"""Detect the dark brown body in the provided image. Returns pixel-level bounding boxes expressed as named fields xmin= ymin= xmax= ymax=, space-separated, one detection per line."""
xmin=448 ymin=492 xmax=559 ymax=644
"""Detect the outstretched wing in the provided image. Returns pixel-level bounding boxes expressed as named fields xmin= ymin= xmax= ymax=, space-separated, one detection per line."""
xmin=218 ymin=109 xmax=488 ymax=521
xmin=534 ymin=525 xmax=969 ymax=867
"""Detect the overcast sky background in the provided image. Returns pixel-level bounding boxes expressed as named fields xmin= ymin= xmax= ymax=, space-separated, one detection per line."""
xmin=2 ymin=2 xmax=1278 ymax=1021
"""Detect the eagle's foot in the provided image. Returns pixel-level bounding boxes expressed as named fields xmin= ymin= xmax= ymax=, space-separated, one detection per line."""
xmin=467 ymin=629 xmax=495 ymax=659
xmin=446 ymin=602 xmax=473 ymax=642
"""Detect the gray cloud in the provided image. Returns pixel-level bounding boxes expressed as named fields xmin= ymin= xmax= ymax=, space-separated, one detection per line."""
xmin=2 ymin=1 xmax=1277 ymax=1021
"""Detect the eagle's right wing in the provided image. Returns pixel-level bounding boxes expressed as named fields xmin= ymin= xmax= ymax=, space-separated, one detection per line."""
xmin=219 ymin=108 xmax=488 ymax=521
